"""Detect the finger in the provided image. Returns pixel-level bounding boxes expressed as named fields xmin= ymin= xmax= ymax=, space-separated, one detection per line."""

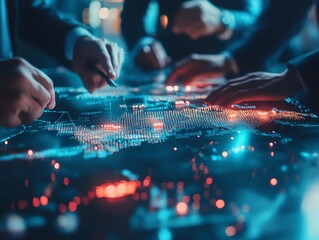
xmin=18 ymin=98 xmax=44 ymax=125
xmin=29 ymin=81 xmax=51 ymax=109
xmin=1 ymin=113 xmax=22 ymax=128
xmin=173 ymin=7 xmax=197 ymax=33
xmin=96 ymin=41 xmax=116 ymax=79
xmin=31 ymin=67 xmax=56 ymax=109
xmin=106 ymin=42 xmax=121 ymax=77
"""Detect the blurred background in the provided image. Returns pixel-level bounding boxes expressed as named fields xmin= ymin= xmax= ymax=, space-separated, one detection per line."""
xmin=18 ymin=0 xmax=319 ymax=72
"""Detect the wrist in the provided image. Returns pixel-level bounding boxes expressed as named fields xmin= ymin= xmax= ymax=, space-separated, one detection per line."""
xmin=218 ymin=10 xmax=235 ymax=40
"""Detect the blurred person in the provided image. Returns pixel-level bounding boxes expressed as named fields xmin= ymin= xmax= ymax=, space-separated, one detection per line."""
xmin=121 ymin=0 xmax=262 ymax=71
xmin=0 ymin=0 xmax=124 ymax=128
xmin=166 ymin=0 xmax=315 ymax=87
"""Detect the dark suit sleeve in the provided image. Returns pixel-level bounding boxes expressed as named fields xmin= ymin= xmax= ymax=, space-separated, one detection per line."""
xmin=228 ymin=0 xmax=315 ymax=74
xmin=121 ymin=0 xmax=152 ymax=50
xmin=288 ymin=49 xmax=319 ymax=95
xmin=17 ymin=0 xmax=86 ymax=66
xmin=227 ymin=0 xmax=262 ymax=37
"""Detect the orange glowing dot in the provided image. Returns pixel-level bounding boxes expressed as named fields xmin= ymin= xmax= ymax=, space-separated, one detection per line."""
xmin=54 ymin=162 xmax=60 ymax=170
xmin=160 ymin=14 xmax=168 ymax=29
xmin=173 ymin=85 xmax=179 ymax=91
xmin=270 ymin=178 xmax=278 ymax=186
xmin=269 ymin=142 xmax=274 ymax=148
xmin=143 ymin=176 xmax=151 ymax=187
xmin=173 ymin=147 xmax=178 ymax=151
xmin=222 ymin=151 xmax=228 ymax=158
xmin=270 ymin=151 xmax=275 ymax=157
xmin=216 ymin=199 xmax=225 ymax=209
xmin=4 ymin=141 xmax=8 ymax=145
xmin=206 ymin=177 xmax=213 ymax=185
xmin=27 ymin=150 xmax=33 ymax=156
xmin=68 ymin=201 xmax=77 ymax=212
xmin=63 ymin=177 xmax=70 ymax=186
xmin=166 ymin=86 xmax=174 ymax=92
xmin=32 ymin=197 xmax=40 ymax=208
xmin=229 ymin=114 xmax=237 ymax=118
xmin=225 ymin=226 xmax=236 ymax=237
xmin=40 ymin=196 xmax=48 ymax=206
xmin=185 ymin=85 xmax=191 ymax=92
xmin=176 ymin=202 xmax=188 ymax=215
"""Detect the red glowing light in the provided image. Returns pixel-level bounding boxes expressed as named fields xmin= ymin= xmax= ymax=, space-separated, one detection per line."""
xmin=143 ymin=176 xmax=151 ymax=187
xmin=216 ymin=199 xmax=225 ymax=209
xmin=27 ymin=150 xmax=33 ymax=156
xmin=176 ymin=202 xmax=188 ymax=215
xmin=74 ymin=196 xmax=81 ymax=205
xmin=63 ymin=177 xmax=70 ymax=186
xmin=206 ymin=177 xmax=213 ymax=185
xmin=222 ymin=151 xmax=228 ymax=158
xmin=32 ymin=198 xmax=40 ymax=208
xmin=4 ymin=140 xmax=8 ymax=145
xmin=270 ymin=178 xmax=278 ymax=186
xmin=95 ymin=180 xmax=138 ymax=199
xmin=68 ymin=201 xmax=77 ymax=212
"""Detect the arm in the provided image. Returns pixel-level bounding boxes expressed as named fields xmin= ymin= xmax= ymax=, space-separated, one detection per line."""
xmin=225 ymin=0 xmax=262 ymax=38
xmin=229 ymin=0 xmax=315 ymax=74
xmin=17 ymin=0 xmax=86 ymax=66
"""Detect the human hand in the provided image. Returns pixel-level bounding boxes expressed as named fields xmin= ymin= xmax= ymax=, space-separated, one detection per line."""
xmin=166 ymin=54 xmax=233 ymax=86
xmin=205 ymin=68 xmax=305 ymax=106
xmin=134 ymin=39 xmax=170 ymax=70
xmin=172 ymin=0 xmax=223 ymax=40
xmin=73 ymin=36 xmax=124 ymax=93
xmin=0 ymin=58 xmax=55 ymax=128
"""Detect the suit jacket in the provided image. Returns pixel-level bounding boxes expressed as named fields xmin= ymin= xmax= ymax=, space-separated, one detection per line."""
xmin=228 ymin=0 xmax=318 ymax=95
xmin=121 ymin=0 xmax=262 ymax=61
xmin=7 ymin=0 xmax=84 ymax=66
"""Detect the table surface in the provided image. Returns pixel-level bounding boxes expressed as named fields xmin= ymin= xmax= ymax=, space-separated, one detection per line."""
xmin=1 ymin=69 xmax=319 ymax=240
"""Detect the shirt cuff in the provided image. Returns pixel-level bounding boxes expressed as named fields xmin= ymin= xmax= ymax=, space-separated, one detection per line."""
xmin=65 ymin=27 xmax=92 ymax=60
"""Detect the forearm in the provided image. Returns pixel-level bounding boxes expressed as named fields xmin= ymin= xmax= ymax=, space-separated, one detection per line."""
xmin=17 ymin=0 xmax=84 ymax=65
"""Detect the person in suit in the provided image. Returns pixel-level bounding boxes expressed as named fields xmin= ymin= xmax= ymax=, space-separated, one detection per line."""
xmin=166 ymin=0 xmax=316 ymax=94
xmin=0 ymin=0 xmax=124 ymax=128
xmin=121 ymin=0 xmax=261 ymax=70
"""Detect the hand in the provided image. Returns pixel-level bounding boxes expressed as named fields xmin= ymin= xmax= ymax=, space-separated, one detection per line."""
xmin=166 ymin=54 xmax=232 ymax=86
xmin=205 ymin=68 xmax=305 ymax=106
xmin=0 ymin=58 xmax=55 ymax=128
xmin=134 ymin=39 xmax=170 ymax=70
xmin=73 ymin=36 xmax=124 ymax=93
xmin=172 ymin=0 xmax=224 ymax=40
